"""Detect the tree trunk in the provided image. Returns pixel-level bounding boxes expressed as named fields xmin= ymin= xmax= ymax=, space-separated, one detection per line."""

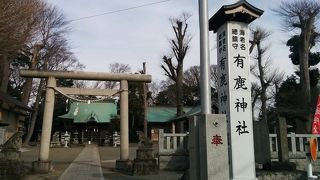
xmin=276 ymin=116 xmax=289 ymax=162
xmin=0 ymin=55 xmax=10 ymax=93
xmin=23 ymin=78 xmax=45 ymax=145
xmin=257 ymin=42 xmax=267 ymax=124
xmin=257 ymin=41 xmax=271 ymax=168
xmin=251 ymin=94 xmax=259 ymax=120
xmin=21 ymin=45 xmax=41 ymax=105
xmin=176 ymin=63 xmax=184 ymax=133
xmin=299 ymin=23 xmax=312 ymax=133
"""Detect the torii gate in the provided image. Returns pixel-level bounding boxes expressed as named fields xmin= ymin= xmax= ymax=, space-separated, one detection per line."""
xmin=20 ymin=70 xmax=152 ymax=172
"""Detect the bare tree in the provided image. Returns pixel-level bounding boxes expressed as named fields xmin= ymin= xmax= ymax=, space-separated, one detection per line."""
xmin=23 ymin=78 xmax=45 ymax=146
xmin=22 ymin=4 xmax=84 ymax=145
xmin=250 ymin=28 xmax=285 ymax=120
xmin=23 ymin=42 xmax=83 ymax=145
xmin=250 ymin=27 xmax=285 ymax=168
xmin=184 ymin=65 xmax=218 ymax=90
xmin=251 ymin=82 xmax=261 ymax=119
xmin=210 ymin=65 xmax=218 ymax=89
xmin=0 ymin=0 xmax=43 ymax=92
xmin=21 ymin=4 xmax=70 ymax=105
xmin=148 ymin=81 xmax=161 ymax=105
xmin=73 ymin=80 xmax=88 ymax=88
xmin=274 ymin=0 xmax=320 ymax=133
xmin=251 ymin=28 xmax=270 ymax=124
xmin=161 ymin=13 xmax=191 ymax=132
xmin=103 ymin=62 xmax=131 ymax=89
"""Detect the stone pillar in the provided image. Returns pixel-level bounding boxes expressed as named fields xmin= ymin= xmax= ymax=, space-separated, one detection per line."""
xmin=81 ymin=129 xmax=84 ymax=144
xmin=116 ymin=80 xmax=131 ymax=171
xmin=216 ymin=21 xmax=256 ymax=179
xmin=199 ymin=114 xmax=229 ymax=180
xmin=39 ymin=76 xmax=56 ymax=161
xmin=33 ymin=76 xmax=56 ymax=172
xmin=209 ymin=1 xmax=263 ymax=179
xmin=171 ymin=122 xmax=175 ymax=134
xmin=276 ymin=116 xmax=289 ymax=162
xmin=120 ymin=80 xmax=129 ymax=160
xmin=188 ymin=116 xmax=200 ymax=180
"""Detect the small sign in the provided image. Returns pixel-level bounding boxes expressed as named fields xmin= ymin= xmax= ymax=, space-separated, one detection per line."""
xmin=310 ymin=137 xmax=317 ymax=161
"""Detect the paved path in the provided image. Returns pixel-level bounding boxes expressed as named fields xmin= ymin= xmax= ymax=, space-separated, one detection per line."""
xmin=58 ymin=144 xmax=104 ymax=180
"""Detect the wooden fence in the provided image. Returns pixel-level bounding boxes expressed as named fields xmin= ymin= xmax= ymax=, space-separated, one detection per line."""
xmin=157 ymin=129 xmax=188 ymax=170
xmin=158 ymin=129 xmax=188 ymax=154
xmin=157 ymin=130 xmax=320 ymax=165
xmin=157 ymin=131 xmax=320 ymax=158
xmin=269 ymin=133 xmax=320 ymax=158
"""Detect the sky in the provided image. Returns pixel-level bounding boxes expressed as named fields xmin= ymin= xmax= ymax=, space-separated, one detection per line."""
xmin=46 ymin=0 xmax=316 ymax=83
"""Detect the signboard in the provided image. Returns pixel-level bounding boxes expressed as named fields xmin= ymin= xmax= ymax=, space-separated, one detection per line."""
xmin=217 ymin=21 xmax=256 ymax=179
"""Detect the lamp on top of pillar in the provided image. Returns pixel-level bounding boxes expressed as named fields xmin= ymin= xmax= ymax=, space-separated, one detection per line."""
xmin=209 ymin=0 xmax=263 ymax=33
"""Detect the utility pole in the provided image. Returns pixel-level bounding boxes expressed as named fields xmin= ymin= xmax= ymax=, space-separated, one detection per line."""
xmin=142 ymin=62 xmax=148 ymax=137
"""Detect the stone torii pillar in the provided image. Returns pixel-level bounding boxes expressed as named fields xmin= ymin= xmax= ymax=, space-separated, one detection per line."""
xmin=32 ymin=76 xmax=56 ymax=171
xmin=120 ymin=80 xmax=129 ymax=160
xmin=209 ymin=1 xmax=263 ymax=179
xmin=20 ymin=70 xmax=151 ymax=172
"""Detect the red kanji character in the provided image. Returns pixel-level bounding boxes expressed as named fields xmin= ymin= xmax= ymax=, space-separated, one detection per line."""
xmin=211 ymin=134 xmax=223 ymax=146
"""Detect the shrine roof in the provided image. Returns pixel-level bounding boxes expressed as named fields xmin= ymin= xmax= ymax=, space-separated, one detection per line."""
xmin=60 ymin=103 xmax=194 ymax=124
xmin=59 ymin=102 xmax=117 ymax=123
xmin=147 ymin=106 xmax=192 ymax=123
xmin=209 ymin=0 xmax=263 ymax=32
xmin=171 ymin=105 xmax=201 ymax=121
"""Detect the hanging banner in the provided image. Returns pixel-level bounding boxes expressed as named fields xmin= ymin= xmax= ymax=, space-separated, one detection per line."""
xmin=312 ymin=96 xmax=320 ymax=134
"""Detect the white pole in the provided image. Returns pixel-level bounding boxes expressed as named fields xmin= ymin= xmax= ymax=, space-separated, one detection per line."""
xmin=199 ymin=0 xmax=211 ymax=114
xmin=305 ymin=140 xmax=317 ymax=179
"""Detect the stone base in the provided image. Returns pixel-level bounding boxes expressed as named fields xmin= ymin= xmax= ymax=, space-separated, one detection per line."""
xmin=271 ymin=162 xmax=296 ymax=171
xmin=0 ymin=160 xmax=24 ymax=177
xmin=32 ymin=160 xmax=52 ymax=173
xmin=136 ymin=148 xmax=153 ymax=159
xmin=256 ymin=170 xmax=305 ymax=180
xmin=132 ymin=158 xmax=158 ymax=175
xmin=115 ymin=159 xmax=132 ymax=173
xmin=159 ymin=154 xmax=188 ymax=170
xmin=1 ymin=149 xmax=21 ymax=161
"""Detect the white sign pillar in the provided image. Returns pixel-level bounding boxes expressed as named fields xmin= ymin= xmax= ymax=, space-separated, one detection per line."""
xmin=217 ymin=21 xmax=255 ymax=180
xmin=209 ymin=1 xmax=264 ymax=179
